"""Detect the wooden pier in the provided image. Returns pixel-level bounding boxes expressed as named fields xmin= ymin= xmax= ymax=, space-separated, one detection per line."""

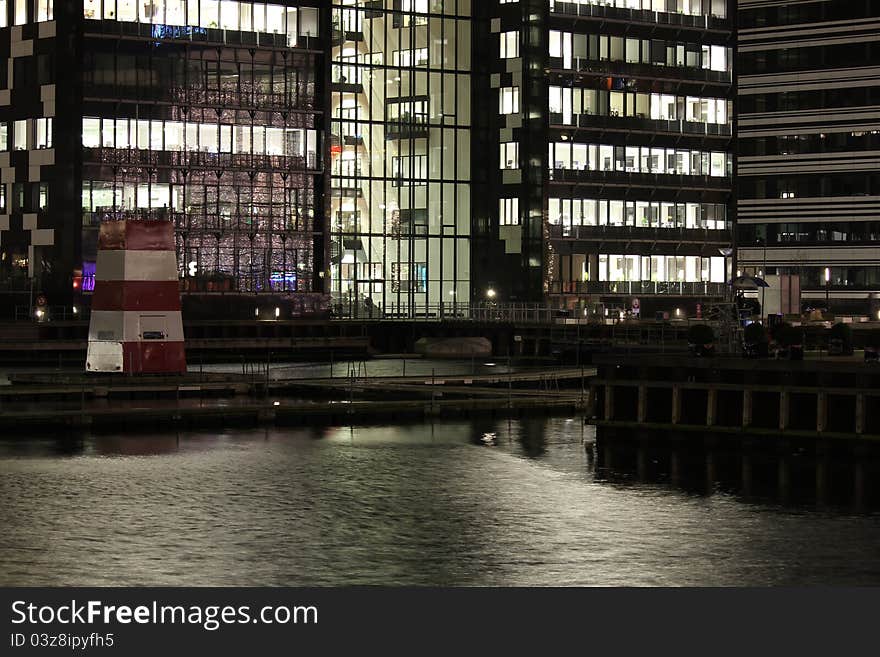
xmin=0 ymin=367 xmax=596 ymax=434
xmin=587 ymin=354 xmax=880 ymax=443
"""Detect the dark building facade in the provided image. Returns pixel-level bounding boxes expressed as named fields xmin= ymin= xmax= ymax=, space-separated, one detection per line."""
xmin=737 ymin=0 xmax=880 ymax=317
xmin=474 ymin=0 xmax=735 ymax=317
xmin=0 ymin=0 xmax=328 ymax=319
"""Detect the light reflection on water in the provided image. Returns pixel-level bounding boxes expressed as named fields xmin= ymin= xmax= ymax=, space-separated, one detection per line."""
xmin=1 ymin=418 xmax=879 ymax=586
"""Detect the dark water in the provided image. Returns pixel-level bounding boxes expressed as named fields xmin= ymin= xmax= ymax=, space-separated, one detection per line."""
xmin=1 ymin=418 xmax=879 ymax=586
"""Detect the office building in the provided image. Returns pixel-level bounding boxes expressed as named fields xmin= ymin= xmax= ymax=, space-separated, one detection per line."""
xmin=474 ymin=0 xmax=735 ymax=316
xmin=0 ymin=0 xmax=328 ymax=318
xmin=329 ymin=0 xmax=473 ymax=318
xmin=1 ymin=0 xmax=740 ymax=320
xmin=737 ymin=0 xmax=880 ymax=317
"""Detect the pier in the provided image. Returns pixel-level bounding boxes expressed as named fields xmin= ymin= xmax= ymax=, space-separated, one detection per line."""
xmin=0 ymin=366 xmax=595 ymax=434
xmin=587 ymin=354 xmax=880 ymax=442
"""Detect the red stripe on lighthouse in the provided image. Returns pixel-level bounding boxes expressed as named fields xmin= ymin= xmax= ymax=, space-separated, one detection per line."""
xmin=121 ymin=341 xmax=187 ymax=375
xmin=99 ymin=219 xmax=176 ymax=251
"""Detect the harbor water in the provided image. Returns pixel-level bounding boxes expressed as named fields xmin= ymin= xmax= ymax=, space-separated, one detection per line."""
xmin=2 ymin=417 xmax=880 ymax=586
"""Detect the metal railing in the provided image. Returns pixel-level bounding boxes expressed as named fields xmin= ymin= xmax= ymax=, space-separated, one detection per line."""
xmin=83 ymin=19 xmax=321 ymax=51
xmin=548 ymin=224 xmax=732 ymax=242
xmin=548 ymin=1 xmax=728 ymax=31
xmin=550 ymin=112 xmax=732 ymax=138
xmin=548 ymin=281 xmax=729 ymax=296
xmin=547 ymin=168 xmax=731 ymax=190
xmin=548 ymin=57 xmax=732 ymax=84
xmin=82 ymin=148 xmax=320 ymax=173
xmin=13 ymin=305 xmax=85 ymax=322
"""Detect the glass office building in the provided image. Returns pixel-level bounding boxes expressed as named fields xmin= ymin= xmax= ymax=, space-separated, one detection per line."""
xmin=474 ymin=0 xmax=735 ymax=315
xmin=0 ymin=0 xmax=328 ymax=318
xmin=329 ymin=0 xmax=472 ymax=318
xmin=1 ymin=0 xmax=740 ymax=319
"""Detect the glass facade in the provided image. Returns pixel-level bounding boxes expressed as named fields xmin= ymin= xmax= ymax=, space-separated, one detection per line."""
xmin=79 ymin=2 xmax=325 ymax=299
xmin=539 ymin=0 xmax=734 ymax=312
xmin=329 ymin=0 xmax=472 ymax=318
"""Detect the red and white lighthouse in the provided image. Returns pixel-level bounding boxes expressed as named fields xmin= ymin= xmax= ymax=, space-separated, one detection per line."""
xmin=86 ymin=220 xmax=186 ymax=375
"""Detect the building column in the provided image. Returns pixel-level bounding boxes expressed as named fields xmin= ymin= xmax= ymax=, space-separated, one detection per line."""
xmin=588 ymin=252 xmax=599 ymax=283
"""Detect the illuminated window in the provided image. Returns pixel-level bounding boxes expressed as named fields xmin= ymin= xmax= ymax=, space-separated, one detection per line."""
xmin=13 ymin=120 xmax=27 ymax=151
xmin=500 ymin=142 xmax=519 ymax=170
xmin=500 ymin=31 xmax=519 ymax=59
xmin=35 ymin=118 xmax=52 ymax=149
xmin=15 ymin=0 xmax=27 ymax=25
xmin=35 ymin=0 xmax=52 ymax=21
xmin=499 ymin=86 xmax=519 ymax=115
xmin=499 ymin=198 xmax=519 ymax=226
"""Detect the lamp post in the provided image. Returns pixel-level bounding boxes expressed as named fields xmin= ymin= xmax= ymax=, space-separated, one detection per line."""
xmin=825 ymin=267 xmax=831 ymax=315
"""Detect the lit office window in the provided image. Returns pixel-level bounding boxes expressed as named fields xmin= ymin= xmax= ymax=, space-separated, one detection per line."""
xmin=499 ymin=198 xmax=520 ymax=226
xmin=500 ymin=142 xmax=519 ymax=170
xmin=35 ymin=118 xmax=52 ymax=149
xmin=499 ymin=86 xmax=519 ymax=115
xmin=14 ymin=0 xmax=26 ymax=25
xmin=499 ymin=31 xmax=519 ymax=59
xmin=13 ymin=120 xmax=27 ymax=151
xmin=35 ymin=0 xmax=52 ymax=21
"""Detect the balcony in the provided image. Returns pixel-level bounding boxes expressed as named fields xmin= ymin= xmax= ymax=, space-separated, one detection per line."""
xmin=549 ymin=113 xmax=732 ymax=139
xmin=548 ymin=280 xmax=729 ymax=297
xmin=84 ymin=85 xmax=318 ymax=113
xmin=83 ymin=19 xmax=321 ymax=51
xmin=548 ymin=2 xmax=730 ymax=34
xmin=330 ymin=80 xmax=365 ymax=95
xmin=547 ymin=168 xmax=731 ymax=192
xmin=82 ymin=148 xmax=321 ymax=174
xmin=83 ymin=208 xmax=318 ymax=236
xmin=385 ymin=116 xmax=430 ymax=141
xmin=548 ymin=224 xmax=732 ymax=245
xmin=548 ymin=58 xmax=732 ymax=86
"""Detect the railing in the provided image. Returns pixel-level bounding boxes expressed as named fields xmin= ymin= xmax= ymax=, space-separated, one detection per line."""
xmin=330 ymin=301 xmax=731 ymax=324
xmin=548 ymin=224 xmax=732 ymax=243
xmin=548 ymin=1 xmax=729 ymax=31
xmin=548 ymin=57 xmax=732 ymax=85
xmin=84 ymin=85 xmax=318 ymax=113
xmin=83 ymin=19 xmax=321 ymax=51
xmin=83 ymin=209 xmax=318 ymax=235
xmin=82 ymin=148 xmax=320 ymax=173
xmin=330 ymin=302 xmax=562 ymax=324
xmin=547 ymin=168 xmax=731 ymax=189
xmin=549 ymin=281 xmax=729 ymax=297
xmin=550 ymin=113 xmax=732 ymax=138
xmin=13 ymin=305 xmax=85 ymax=322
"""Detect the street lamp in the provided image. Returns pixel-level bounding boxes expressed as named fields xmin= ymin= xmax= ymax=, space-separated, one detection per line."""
xmin=825 ymin=267 xmax=831 ymax=314
xmin=486 ymin=288 xmax=496 ymax=300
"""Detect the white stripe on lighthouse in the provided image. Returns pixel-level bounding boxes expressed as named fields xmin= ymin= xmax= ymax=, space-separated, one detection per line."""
xmin=88 ymin=310 xmax=185 ymax=343
xmin=95 ymin=250 xmax=180 ymax=282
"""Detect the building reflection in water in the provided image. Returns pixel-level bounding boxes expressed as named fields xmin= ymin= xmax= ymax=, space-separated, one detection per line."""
xmin=594 ymin=428 xmax=878 ymax=513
